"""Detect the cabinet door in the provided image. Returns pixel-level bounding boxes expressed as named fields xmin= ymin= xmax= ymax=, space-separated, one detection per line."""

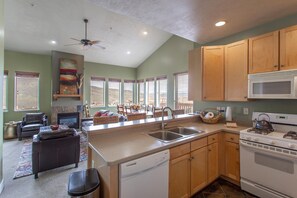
xmin=208 ymin=142 xmax=219 ymax=183
xmin=225 ymin=40 xmax=248 ymax=101
xmin=202 ymin=46 xmax=225 ymax=101
xmin=249 ymin=31 xmax=279 ymax=74
xmin=280 ymin=25 xmax=297 ymax=70
xmin=169 ymin=154 xmax=191 ymax=198
xmin=190 ymin=146 xmax=207 ymax=195
xmin=225 ymin=141 xmax=240 ymax=182
xmin=188 ymin=48 xmax=202 ymax=101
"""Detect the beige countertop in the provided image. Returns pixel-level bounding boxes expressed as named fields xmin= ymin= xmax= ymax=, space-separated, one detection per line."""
xmin=88 ymin=116 xmax=249 ymax=166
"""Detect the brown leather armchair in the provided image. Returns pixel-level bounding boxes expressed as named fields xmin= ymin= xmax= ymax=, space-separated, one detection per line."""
xmin=17 ymin=112 xmax=48 ymax=140
xmin=32 ymin=128 xmax=80 ymax=179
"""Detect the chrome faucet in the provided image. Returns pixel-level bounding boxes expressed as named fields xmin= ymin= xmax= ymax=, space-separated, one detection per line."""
xmin=161 ymin=106 xmax=175 ymax=130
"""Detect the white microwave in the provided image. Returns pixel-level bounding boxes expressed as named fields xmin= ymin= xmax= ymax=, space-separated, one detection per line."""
xmin=248 ymin=70 xmax=297 ymax=99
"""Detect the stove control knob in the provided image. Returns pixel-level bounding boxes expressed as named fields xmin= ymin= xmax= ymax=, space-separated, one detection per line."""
xmin=247 ymin=137 xmax=251 ymax=141
xmin=288 ymin=144 xmax=295 ymax=149
xmin=271 ymin=141 xmax=276 ymax=145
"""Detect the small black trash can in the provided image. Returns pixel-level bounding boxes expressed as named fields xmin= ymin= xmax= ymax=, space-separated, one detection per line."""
xmin=68 ymin=168 xmax=100 ymax=198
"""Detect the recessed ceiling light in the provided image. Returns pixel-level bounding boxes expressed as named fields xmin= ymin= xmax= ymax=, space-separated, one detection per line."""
xmin=126 ymin=51 xmax=131 ymax=55
xmin=215 ymin=21 xmax=226 ymax=27
xmin=50 ymin=40 xmax=57 ymax=44
xmin=143 ymin=31 xmax=148 ymax=35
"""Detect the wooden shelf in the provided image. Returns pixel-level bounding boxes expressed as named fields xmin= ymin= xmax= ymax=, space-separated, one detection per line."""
xmin=53 ymin=94 xmax=82 ymax=101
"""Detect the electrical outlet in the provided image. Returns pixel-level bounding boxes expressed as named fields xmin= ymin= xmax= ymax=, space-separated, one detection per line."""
xmin=220 ymin=107 xmax=226 ymax=112
xmin=92 ymin=160 xmax=95 ymax=168
xmin=243 ymin=108 xmax=249 ymax=115
xmin=216 ymin=107 xmax=221 ymax=111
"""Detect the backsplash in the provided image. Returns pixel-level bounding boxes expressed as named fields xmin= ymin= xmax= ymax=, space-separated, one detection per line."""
xmin=194 ymin=99 xmax=297 ymax=126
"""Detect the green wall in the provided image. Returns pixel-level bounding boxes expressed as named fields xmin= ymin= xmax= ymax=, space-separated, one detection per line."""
xmin=194 ymin=13 xmax=297 ymax=125
xmin=137 ymin=35 xmax=194 ymax=108
xmin=0 ymin=0 xmax=4 ymax=189
xmin=4 ymin=51 xmax=52 ymax=123
xmin=84 ymin=61 xmax=136 ymax=115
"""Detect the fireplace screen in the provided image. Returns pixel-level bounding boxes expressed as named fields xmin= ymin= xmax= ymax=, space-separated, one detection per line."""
xmin=57 ymin=112 xmax=79 ymax=129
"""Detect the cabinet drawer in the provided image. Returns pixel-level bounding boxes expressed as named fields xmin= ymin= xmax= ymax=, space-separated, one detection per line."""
xmin=208 ymin=134 xmax=218 ymax=144
xmin=225 ymin=133 xmax=239 ymax=143
xmin=170 ymin=143 xmax=190 ymax=159
xmin=191 ymin=137 xmax=207 ymax=151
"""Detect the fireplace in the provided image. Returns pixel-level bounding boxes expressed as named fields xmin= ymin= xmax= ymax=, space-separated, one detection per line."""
xmin=57 ymin=112 xmax=80 ymax=129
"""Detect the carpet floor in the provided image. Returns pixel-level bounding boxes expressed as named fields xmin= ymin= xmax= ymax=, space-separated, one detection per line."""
xmin=13 ymin=133 xmax=87 ymax=179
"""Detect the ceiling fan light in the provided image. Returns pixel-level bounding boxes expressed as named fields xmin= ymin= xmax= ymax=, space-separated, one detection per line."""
xmin=126 ymin=51 xmax=131 ymax=55
xmin=50 ymin=40 xmax=57 ymax=44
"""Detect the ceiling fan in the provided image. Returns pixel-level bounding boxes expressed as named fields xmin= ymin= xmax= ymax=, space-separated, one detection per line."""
xmin=65 ymin=19 xmax=106 ymax=50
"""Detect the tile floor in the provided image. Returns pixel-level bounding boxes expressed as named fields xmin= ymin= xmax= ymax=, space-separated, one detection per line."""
xmin=193 ymin=179 xmax=258 ymax=198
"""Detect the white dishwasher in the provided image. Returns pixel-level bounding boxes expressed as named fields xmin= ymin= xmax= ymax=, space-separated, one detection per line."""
xmin=120 ymin=150 xmax=170 ymax=198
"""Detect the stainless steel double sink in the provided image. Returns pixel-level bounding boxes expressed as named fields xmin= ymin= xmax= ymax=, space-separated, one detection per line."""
xmin=148 ymin=127 xmax=204 ymax=143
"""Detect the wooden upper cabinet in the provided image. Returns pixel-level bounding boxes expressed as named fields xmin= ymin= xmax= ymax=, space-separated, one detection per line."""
xmin=202 ymin=46 xmax=225 ymax=101
xmin=249 ymin=31 xmax=279 ymax=74
xmin=225 ymin=40 xmax=248 ymax=101
xmin=280 ymin=25 xmax=297 ymax=71
xmin=188 ymin=48 xmax=202 ymax=101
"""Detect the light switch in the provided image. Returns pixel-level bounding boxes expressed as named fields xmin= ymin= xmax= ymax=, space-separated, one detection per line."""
xmin=243 ymin=108 xmax=249 ymax=115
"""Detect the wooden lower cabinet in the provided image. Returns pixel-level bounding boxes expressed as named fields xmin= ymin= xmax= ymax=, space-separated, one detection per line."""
xmin=190 ymin=146 xmax=208 ymax=195
xmin=225 ymin=141 xmax=240 ymax=182
xmin=207 ymin=142 xmax=219 ymax=183
xmin=169 ymin=154 xmax=191 ymax=198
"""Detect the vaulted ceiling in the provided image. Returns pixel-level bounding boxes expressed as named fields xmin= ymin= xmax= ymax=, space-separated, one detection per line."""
xmin=5 ymin=0 xmax=297 ymax=67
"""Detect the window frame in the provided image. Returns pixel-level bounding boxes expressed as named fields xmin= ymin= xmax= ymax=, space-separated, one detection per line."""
xmin=137 ymin=80 xmax=145 ymax=105
xmin=174 ymin=72 xmax=193 ymax=113
xmin=90 ymin=76 xmax=106 ymax=108
xmin=123 ymin=80 xmax=135 ymax=105
xmin=3 ymin=70 xmax=8 ymax=112
xmin=108 ymin=78 xmax=121 ymax=107
xmin=14 ymin=71 xmax=40 ymax=112
xmin=156 ymin=75 xmax=167 ymax=107
xmin=146 ymin=77 xmax=155 ymax=106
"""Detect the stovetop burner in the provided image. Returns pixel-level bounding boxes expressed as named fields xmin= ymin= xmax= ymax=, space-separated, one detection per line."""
xmin=283 ymin=131 xmax=297 ymax=140
xmin=247 ymin=128 xmax=272 ymax=135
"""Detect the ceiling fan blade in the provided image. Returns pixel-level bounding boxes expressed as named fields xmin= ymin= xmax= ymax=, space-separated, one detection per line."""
xmin=64 ymin=43 xmax=82 ymax=46
xmin=70 ymin=38 xmax=82 ymax=42
xmin=90 ymin=40 xmax=100 ymax=45
xmin=93 ymin=44 xmax=106 ymax=50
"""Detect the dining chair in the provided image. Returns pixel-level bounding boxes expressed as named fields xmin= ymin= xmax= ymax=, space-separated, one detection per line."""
xmin=117 ymin=104 xmax=125 ymax=115
xmin=153 ymin=111 xmax=168 ymax=118
xmin=173 ymin=109 xmax=185 ymax=115
xmin=93 ymin=116 xmax=119 ymax=125
xmin=127 ymin=113 xmax=146 ymax=121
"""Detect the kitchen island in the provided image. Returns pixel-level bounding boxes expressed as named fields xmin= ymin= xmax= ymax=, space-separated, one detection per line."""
xmin=83 ymin=115 xmax=248 ymax=198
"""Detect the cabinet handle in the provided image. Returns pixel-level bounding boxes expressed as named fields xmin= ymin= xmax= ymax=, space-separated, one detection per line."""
xmin=208 ymin=149 xmax=212 ymax=152
xmin=236 ymin=148 xmax=239 ymax=151
xmin=212 ymin=138 xmax=215 ymax=140
xmin=274 ymin=65 xmax=278 ymax=68
xmin=231 ymin=137 xmax=234 ymax=140
xmin=281 ymin=64 xmax=285 ymax=67
xmin=244 ymin=96 xmax=247 ymax=99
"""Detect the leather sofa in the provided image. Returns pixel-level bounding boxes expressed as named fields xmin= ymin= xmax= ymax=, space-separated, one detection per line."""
xmin=32 ymin=128 xmax=80 ymax=179
xmin=17 ymin=112 xmax=48 ymax=140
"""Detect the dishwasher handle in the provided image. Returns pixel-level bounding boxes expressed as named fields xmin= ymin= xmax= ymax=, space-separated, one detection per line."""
xmin=121 ymin=160 xmax=168 ymax=179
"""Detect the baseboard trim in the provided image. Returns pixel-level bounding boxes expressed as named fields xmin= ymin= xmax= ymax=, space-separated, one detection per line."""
xmin=0 ymin=179 xmax=4 ymax=194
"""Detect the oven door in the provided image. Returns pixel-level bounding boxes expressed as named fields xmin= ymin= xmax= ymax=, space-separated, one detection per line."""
xmin=240 ymin=140 xmax=297 ymax=198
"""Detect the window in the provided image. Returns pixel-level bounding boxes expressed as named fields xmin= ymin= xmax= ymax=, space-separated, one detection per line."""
xmin=3 ymin=70 xmax=8 ymax=111
xmin=90 ymin=76 xmax=105 ymax=107
xmin=14 ymin=71 xmax=39 ymax=111
xmin=108 ymin=78 xmax=121 ymax=106
xmin=137 ymin=80 xmax=145 ymax=104
xmin=146 ymin=78 xmax=155 ymax=105
xmin=156 ymin=76 xmax=167 ymax=107
xmin=174 ymin=72 xmax=193 ymax=113
xmin=124 ymin=80 xmax=135 ymax=104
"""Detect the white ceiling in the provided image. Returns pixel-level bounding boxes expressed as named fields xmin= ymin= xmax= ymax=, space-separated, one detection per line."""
xmin=4 ymin=0 xmax=172 ymax=68
xmin=5 ymin=0 xmax=297 ymax=68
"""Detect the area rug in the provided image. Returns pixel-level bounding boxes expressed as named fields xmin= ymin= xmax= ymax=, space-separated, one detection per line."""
xmin=13 ymin=132 xmax=88 ymax=179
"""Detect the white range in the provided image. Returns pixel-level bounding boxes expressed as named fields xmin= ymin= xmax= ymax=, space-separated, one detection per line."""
xmin=240 ymin=112 xmax=297 ymax=198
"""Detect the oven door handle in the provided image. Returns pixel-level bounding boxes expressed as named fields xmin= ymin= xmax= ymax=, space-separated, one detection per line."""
xmin=240 ymin=140 xmax=297 ymax=161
